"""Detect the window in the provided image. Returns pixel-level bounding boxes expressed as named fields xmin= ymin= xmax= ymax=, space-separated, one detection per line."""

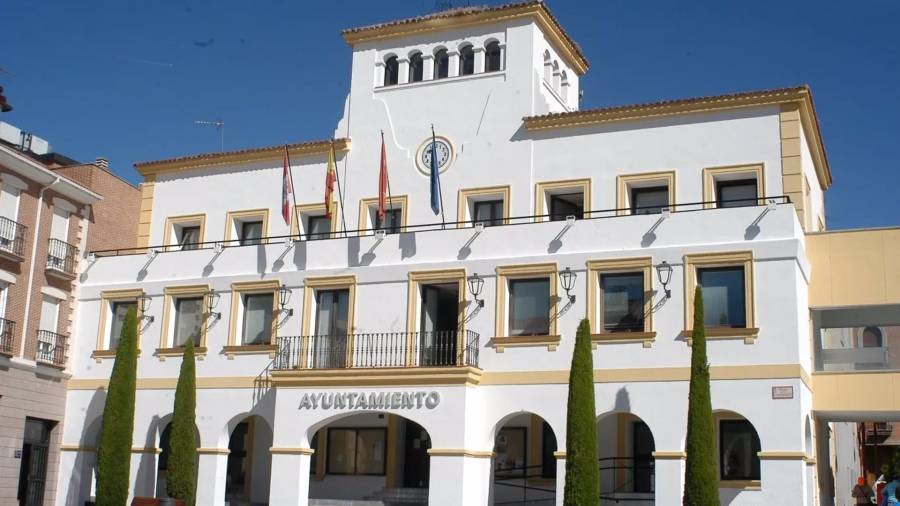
xmin=307 ymin=215 xmax=331 ymax=240
xmin=109 ymin=301 xmax=137 ymax=349
xmin=312 ymin=288 xmax=351 ymax=368
xmin=473 ymin=200 xmax=504 ymax=227
xmin=535 ymin=179 xmax=590 ymax=223
xmin=459 ymin=45 xmax=475 ymax=75
xmin=173 ymin=296 xmax=203 ymax=347
xmin=631 ymin=186 xmax=669 ymax=215
xmin=239 ymin=220 xmax=263 ymax=246
xmin=408 ymin=52 xmax=424 ymax=82
xmin=509 ymin=278 xmax=550 ymax=336
xmin=178 ymin=226 xmax=201 ymax=250
xmin=376 ymin=209 xmax=402 ymax=234
xmin=384 ymin=56 xmax=399 ymax=86
xmin=540 ymin=421 xmax=557 ymax=478
xmin=434 ymin=49 xmax=449 ymax=79
xmin=358 ymin=196 xmax=407 ymax=235
xmin=716 ymin=179 xmax=758 ymax=208
xmin=485 ymin=41 xmax=501 ymax=71
xmin=861 ymin=326 xmax=883 ymax=348
xmin=697 ymin=266 xmax=746 ymax=328
xmin=225 ymin=210 xmax=269 ymax=246
xmin=327 ymin=428 xmax=386 ymax=475
xmin=549 ymin=193 xmax=584 ymax=221
xmin=165 ymin=214 xmax=206 ymax=252
xmin=600 ymin=273 xmax=645 ymax=332
xmin=719 ymin=420 xmax=761 ymax=481
xmin=241 ymin=293 xmax=273 ymax=345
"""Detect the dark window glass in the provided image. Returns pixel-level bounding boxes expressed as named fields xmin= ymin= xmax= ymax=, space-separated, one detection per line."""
xmin=697 ymin=266 xmax=746 ymax=328
xmin=239 ymin=220 xmax=263 ymax=246
xmin=225 ymin=421 xmax=249 ymax=496
xmin=327 ymin=428 xmax=386 ymax=475
xmin=375 ymin=208 xmax=402 ymax=234
xmin=549 ymin=193 xmax=584 ymax=221
xmin=631 ymin=186 xmax=669 ymax=215
xmin=241 ymin=293 xmax=273 ymax=345
xmin=485 ymin=41 xmax=502 ymax=72
xmin=541 ymin=421 xmax=557 ymax=478
xmin=173 ymin=296 xmax=203 ymax=346
xmin=459 ymin=46 xmax=475 ymax=75
xmin=717 ymin=179 xmax=758 ymax=208
xmin=409 ymin=53 xmax=424 ymax=82
xmin=632 ymin=421 xmax=655 ymax=493
xmin=310 ymin=432 xmax=319 ymax=474
xmin=179 ymin=226 xmax=201 ymax=250
xmin=600 ymin=272 xmax=645 ymax=332
xmin=384 ymin=56 xmax=399 ymax=86
xmin=109 ymin=301 xmax=137 ymax=349
xmin=307 ymin=215 xmax=331 ymax=240
xmin=509 ymin=278 xmax=550 ymax=336
xmin=473 ymin=199 xmax=504 ymax=227
xmin=434 ymin=50 xmax=449 ymax=79
xmin=719 ymin=420 xmax=761 ymax=481
xmin=313 ymin=289 xmax=350 ymax=368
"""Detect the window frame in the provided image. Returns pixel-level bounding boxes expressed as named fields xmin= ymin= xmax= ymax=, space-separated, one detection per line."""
xmin=616 ymin=172 xmax=676 ymax=216
xmin=408 ymin=52 xmax=424 ymax=82
xmin=357 ymin=195 xmax=408 ymax=235
xmin=224 ymin=209 xmax=270 ymax=246
xmin=157 ymin=285 xmax=210 ymax=359
xmin=702 ymin=164 xmax=765 ymax=209
xmin=630 ymin=185 xmax=670 ymax=215
xmin=93 ymin=288 xmax=145 ymax=360
xmin=456 ymin=186 xmax=510 ymax=228
xmin=325 ymin=427 xmax=387 ymax=476
xmin=406 ymin=269 xmax=467 ymax=365
xmin=485 ymin=40 xmax=503 ymax=72
xmin=383 ymin=56 xmax=399 ymax=86
xmin=163 ymin=214 xmax=207 ymax=252
xmin=433 ymin=49 xmax=449 ymax=79
xmin=586 ymin=258 xmax=655 ymax=347
xmin=301 ymin=275 xmax=357 ymax=368
xmin=225 ymin=280 xmax=281 ymax=357
xmin=493 ymin=263 xmax=559 ymax=352
xmin=292 ymin=201 xmax=338 ymax=240
xmin=683 ymin=251 xmax=757 ymax=344
xmin=534 ymin=179 xmax=590 ymax=223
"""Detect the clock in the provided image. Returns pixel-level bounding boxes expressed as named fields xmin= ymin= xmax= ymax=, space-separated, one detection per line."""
xmin=415 ymin=136 xmax=454 ymax=175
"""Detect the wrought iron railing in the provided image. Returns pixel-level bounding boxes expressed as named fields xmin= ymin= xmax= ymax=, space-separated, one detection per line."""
xmin=0 ymin=318 xmax=15 ymax=355
xmin=274 ymin=330 xmax=480 ymax=370
xmin=0 ymin=216 xmax=27 ymax=258
xmin=35 ymin=330 xmax=68 ymax=366
xmin=46 ymin=238 xmax=78 ymax=276
xmin=88 ymin=196 xmax=792 ymax=257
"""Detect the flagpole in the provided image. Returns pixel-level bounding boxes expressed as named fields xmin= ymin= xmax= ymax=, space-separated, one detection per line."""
xmin=285 ymin=145 xmax=301 ymax=240
xmin=330 ymin=139 xmax=349 ymax=237
xmin=431 ymin=124 xmax=446 ymax=229
xmin=381 ymin=130 xmax=395 ymax=232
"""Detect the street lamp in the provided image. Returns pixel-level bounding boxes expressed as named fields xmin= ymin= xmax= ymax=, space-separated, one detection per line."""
xmin=137 ymin=293 xmax=155 ymax=323
xmin=278 ymin=285 xmax=294 ymax=316
xmin=656 ymin=261 xmax=673 ymax=299
xmin=206 ymin=289 xmax=221 ymax=320
xmin=559 ymin=267 xmax=576 ymax=303
xmin=468 ymin=273 xmax=484 ymax=308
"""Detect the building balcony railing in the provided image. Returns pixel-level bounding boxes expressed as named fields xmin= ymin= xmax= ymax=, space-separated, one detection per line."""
xmin=273 ymin=330 xmax=480 ymax=370
xmin=46 ymin=238 xmax=78 ymax=279
xmin=35 ymin=330 xmax=68 ymax=367
xmin=0 ymin=216 xmax=27 ymax=261
xmin=0 ymin=318 xmax=15 ymax=355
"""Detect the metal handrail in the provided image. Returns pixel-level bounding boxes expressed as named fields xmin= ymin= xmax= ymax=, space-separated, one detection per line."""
xmin=0 ymin=216 xmax=27 ymax=258
xmin=35 ymin=330 xmax=68 ymax=366
xmin=0 ymin=317 xmax=15 ymax=355
xmin=273 ymin=330 xmax=480 ymax=370
xmin=46 ymin=238 xmax=78 ymax=275
xmin=89 ymin=196 xmax=792 ymax=257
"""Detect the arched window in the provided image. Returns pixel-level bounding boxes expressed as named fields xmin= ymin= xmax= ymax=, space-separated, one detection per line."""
xmin=408 ymin=52 xmax=424 ymax=82
xmin=434 ymin=49 xmax=449 ymax=79
xmin=551 ymin=60 xmax=560 ymax=92
xmin=542 ymin=50 xmax=552 ymax=82
xmin=384 ymin=56 xmax=399 ymax=86
xmin=560 ymin=71 xmax=569 ymax=102
xmin=861 ymin=326 xmax=884 ymax=348
xmin=459 ymin=45 xmax=475 ymax=76
xmin=485 ymin=41 xmax=502 ymax=72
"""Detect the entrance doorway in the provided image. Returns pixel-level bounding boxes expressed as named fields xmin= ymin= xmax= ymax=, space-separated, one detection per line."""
xmin=491 ymin=413 xmax=557 ymax=505
xmin=402 ymin=419 xmax=431 ymax=488
xmin=597 ymin=412 xmax=656 ymax=504
xmin=419 ymin=282 xmax=459 ymax=366
xmin=17 ymin=418 xmax=54 ymax=506
xmin=225 ymin=415 xmax=273 ymax=505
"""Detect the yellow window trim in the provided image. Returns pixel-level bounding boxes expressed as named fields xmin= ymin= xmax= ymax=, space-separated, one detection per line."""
xmin=683 ymin=251 xmax=756 ymax=344
xmin=94 ymin=288 xmax=145 ymax=359
xmin=702 ymin=164 xmax=765 ymax=209
xmin=358 ymin=195 xmax=409 ymax=232
xmin=615 ymin=171 xmax=676 ymax=216
xmin=224 ymin=209 xmax=270 ymax=243
xmin=406 ymin=269 xmax=468 ymax=365
xmin=157 ymin=284 xmax=211 ymax=358
xmin=456 ymin=186 xmax=511 ymax=227
xmin=301 ymin=275 xmax=357 ymax=368
xmin=291 ymin=200 xmax=339 ymax=238
xmin=585 ymin=257 xmax=654 ymax=348
xmin=163 ymin=213 xmax=207 ymax=251
xmin=227 ymin=279 xmax=282 ymax=353
xmin=534 ymin=178 xmax=591 ymax=222
xmin=493 ymin=263 xmax=558 ymax=351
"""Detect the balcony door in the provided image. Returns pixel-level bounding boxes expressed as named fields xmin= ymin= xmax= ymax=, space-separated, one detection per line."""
xmin=313 ymin=289 xmax=349 ymax=368
xmin=419 ymin=283 xmax=458 ymax=366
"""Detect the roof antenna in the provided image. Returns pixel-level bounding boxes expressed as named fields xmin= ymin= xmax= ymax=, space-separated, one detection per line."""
xmin=194 ymin=119 xmax=225 ymax=152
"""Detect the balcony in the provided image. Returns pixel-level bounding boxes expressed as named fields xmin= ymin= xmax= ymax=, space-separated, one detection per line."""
xmin=0 ymin=318 xmax=15 ymax=355
xmin=35 ymin=330 xmax=68 ymax=367
xmin=46 ymin=238 xmax=78 ymax=280
xmin=0 ymin=216 xmax=26 ymax=261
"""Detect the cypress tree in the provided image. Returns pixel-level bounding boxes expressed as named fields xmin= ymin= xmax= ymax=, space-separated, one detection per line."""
xmin=167 ymin=339 xmax=197 ymax=505
xmin=563 ymin=319 xmax=599 ymax=506
xmin=683 ymin=286 xmax=720 ymax=505
xmin=96 ymin=308 xmax=139 ymax=506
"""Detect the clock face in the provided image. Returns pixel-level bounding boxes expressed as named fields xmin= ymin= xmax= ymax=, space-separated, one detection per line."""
xmin=416 ymin=137 xmax=453 ymax=175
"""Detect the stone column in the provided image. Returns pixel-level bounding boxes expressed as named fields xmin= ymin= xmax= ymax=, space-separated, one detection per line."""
xmin=427 ymin=451 xmax=492 ymax=505
xmin=473 ymin=46 xmax=485 ymax=73
xmin=448 ymin=51 xmax=460 ymax=78
xmin=422 ymin=54 xmax=435 ymax=81
xmin=374 ymin=61 xmax=385 ymax=87
xmin=554 ymin=453 xmax=566 ymax=506
xmin=194 ymin=449 xmax=229 ymax=505
xmin=398 ymin=58 xmax=410 ymax=85
xmin=268 ymin=450 xmax=313 ymax=505
xmin=652 ymin=451 xmax=685 ymax=503
xmin=759 ymin=455 xmax=808 ymax=505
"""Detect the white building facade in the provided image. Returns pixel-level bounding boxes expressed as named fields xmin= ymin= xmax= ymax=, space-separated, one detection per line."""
xmin=55 ymin=2 xmax=834 ymax=505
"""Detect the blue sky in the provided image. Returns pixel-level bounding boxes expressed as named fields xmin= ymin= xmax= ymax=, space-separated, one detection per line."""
xmin=2 ymin=0 xmax=898 ymax=229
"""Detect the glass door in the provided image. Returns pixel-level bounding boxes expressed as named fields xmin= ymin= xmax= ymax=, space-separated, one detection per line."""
xmin=313 ymin=289 xmax=349 ymax=368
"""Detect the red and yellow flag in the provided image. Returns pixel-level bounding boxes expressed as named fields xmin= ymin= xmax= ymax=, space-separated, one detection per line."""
xmin=378 ymin=136 xmax=389 ymax=220
xmin=324 ymin=143 xmax=336 ymax=219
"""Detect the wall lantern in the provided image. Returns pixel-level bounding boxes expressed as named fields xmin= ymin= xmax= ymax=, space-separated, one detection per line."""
xmin=207 ymin=289 xmax=221 ymax=320
xmin=656 ymin=261 xmax=673 ymax=299
xmin=278 ymin=285 xmax=294 ymax=316
xmin=559 ymin=267 xmax=576 ymax=303
xmin=468 ymin=273 xmax=485 ymax=308
xmin=137 ymin=293 xmax=155 ymax=323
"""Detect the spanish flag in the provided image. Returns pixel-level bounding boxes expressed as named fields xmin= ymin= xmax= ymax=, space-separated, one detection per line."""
xmin=324 ymin=142 xmax=337 ymax=219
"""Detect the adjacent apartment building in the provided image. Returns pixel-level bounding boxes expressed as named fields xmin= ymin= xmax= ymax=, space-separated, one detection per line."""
xmin=0 ymin=123 xmax=140 ymax=506
xmin=52 ymin=2 xmax=898 ymax=506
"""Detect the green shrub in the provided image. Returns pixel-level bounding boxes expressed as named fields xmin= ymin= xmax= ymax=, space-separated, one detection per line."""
xmin=166 ymin=339 xmax=197 ymax=505
xmin=563 ymin=319 xmax=599 ymax=506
